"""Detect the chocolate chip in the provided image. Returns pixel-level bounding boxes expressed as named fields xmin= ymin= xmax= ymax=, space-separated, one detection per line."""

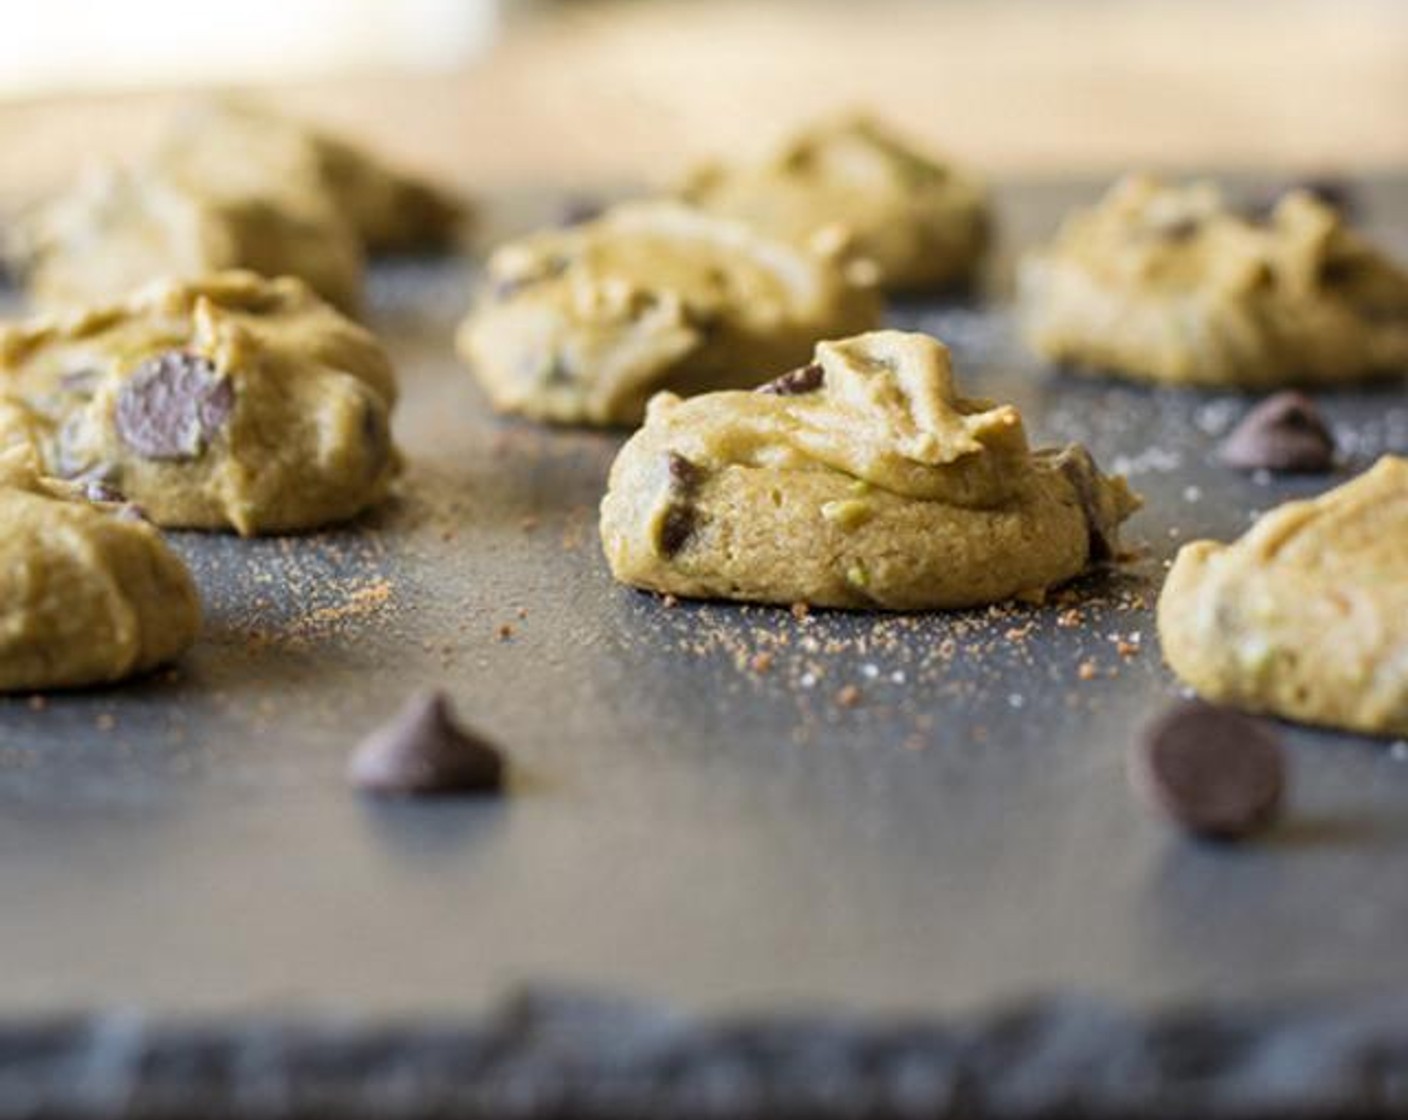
xmin=666 ymin=451 xmax=702 ymax=491
xmin=558 ymin=196 xmax=605 ymax=227
xmin=1246 ymin=176 xmax=1360 ymax=224
xmin=349 ymin=690 xmax=505 ymax=796
xmin=1130 ymin=700 xmax=1285 ymax=841
xmin=1152 ymin=217 xmax=1200 ymax=242
xmin=115 ymin=351 xmax=234 ymax=461
xmin=1051 ymin=445 xmax=1116 ymax=563
xmin=757 ymin=363 xmax=825 ymax=397
xmin=658 ymin=452 xmax=704 ymax=559
xmin=1219 ymin=391 xmax=1336 ymax=472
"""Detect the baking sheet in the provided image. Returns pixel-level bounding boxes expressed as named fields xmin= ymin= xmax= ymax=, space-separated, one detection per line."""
xmin=0 ymin=178 xmax=1405 ymax=1026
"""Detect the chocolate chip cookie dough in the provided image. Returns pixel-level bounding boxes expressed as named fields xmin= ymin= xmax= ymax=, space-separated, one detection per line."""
xmin=1159 ymin=456 xmax=1408 ymax=737
xmin=457 ymin=201 xmax=883 ymax=426
xmin=680 ymin=115 xmax=991 ymax=293
xmin=600 ymin=330 xmax=1140 ymax=609
xmin=12 ymin=100 xmax=465 ymax=315
xmin=0 ymin=450 xmax=200 ymax=692
xmin=1019 ymin=175 xmax=1408 ymax=387
xmin=0 ymin=272 xmax=399 ymax=536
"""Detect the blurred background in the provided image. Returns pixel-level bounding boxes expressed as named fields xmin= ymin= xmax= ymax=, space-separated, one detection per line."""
xmin=1 ymin=0 xmax=1406 ymax=207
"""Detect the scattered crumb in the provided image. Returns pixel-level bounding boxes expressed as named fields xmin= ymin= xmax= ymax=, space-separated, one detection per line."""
xmin=95 ymin=713 xmax=116 ymax=731
xmin=660 ymin=594 xmax=679 ymax=609
xmin=1057 ymin=608 xmax=1082 ymax=628
xmin=750 ymin=651 xmax=775 ymax=674
xmin=835 ymin=684 xmax=862 ymax=708
xmin=496 ymin=624 xmax=514 ymax=641
xmin=26 ymin=696 xmax=45 ymax=712
xmin=1078 ymin=660 xmax=1099 ymax=681
xmin=790 ymin=602 xmax=811 ymax=621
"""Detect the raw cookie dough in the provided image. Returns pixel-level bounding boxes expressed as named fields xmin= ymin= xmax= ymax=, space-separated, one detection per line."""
xmin=457 ymin=201 xmax=883 ymax=426
xmin=680 ymin=115 xmax=990 ymax=293
xmin=1019 ymin=174 xmax=1408 ymax=387
xmin=0 ymin=450 xmax=200 ymax=692
xmin=12 ymin=100 xmax=466 ymax=315
xmin=1159 ymin=456 xmax=1408 ymax=738
xmin=16 ymin=162 xmax=365 ymax=316
xmin=155 ymin=100 xmax=465 ymax=254
xmin=0 ymin=272 xmax=399 ymax=536
xmin=600 ymin=330 xmax=1140 ymax=609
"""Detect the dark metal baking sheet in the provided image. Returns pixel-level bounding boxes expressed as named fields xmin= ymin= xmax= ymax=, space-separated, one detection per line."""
xmin=0 ymin=177 xmax=1406 ymax=1050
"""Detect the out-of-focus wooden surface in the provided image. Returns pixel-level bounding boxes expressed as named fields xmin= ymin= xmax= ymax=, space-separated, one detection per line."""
xmin=1 ymin=0 xmax=1407 ymax=209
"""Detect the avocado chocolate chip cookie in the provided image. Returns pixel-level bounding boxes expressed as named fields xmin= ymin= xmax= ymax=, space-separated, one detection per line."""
xmin=600 ymin=330 xmax=1140 ymax=610
xmin=680 ymin=115 xmax=990 ymax=293
xmin=1019 ymin=175 xmax=1408 ymax=388
xmin=0 ymin=449 xmax=200 ymax=692
xmin=1159 ymin=456 xmax=1408 ymax=738
xmin=11 ymin=100 xmax=465 ymax=316
xmin=0 ymin=271 xmax=399 ymax=536
xmin=456 ymin=200 xmax=883 ymax=427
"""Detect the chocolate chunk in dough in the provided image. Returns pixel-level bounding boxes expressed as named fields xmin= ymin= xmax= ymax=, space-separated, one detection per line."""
xmin=349 ymin=690 xmax=504 ymax=796
xmin=115 ymin=351 xmax=235 ymax=461
xmin=1219 ymin=391 xmax=1336 ymax=472
xmin=1130 ymin=700 xmax=1285 ymax=840
xmin=757 ymin=362 xmax=825 ymax=396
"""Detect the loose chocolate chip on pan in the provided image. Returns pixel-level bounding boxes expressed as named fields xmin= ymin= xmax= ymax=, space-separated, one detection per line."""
xmin=1219 ymin=391 xmax=1336 ymax=473
xmin=349 ymin=690 xmax=504 ymax=796
xmin=758 ymin=362 xmax=825 ymax=397
xmin=1130 ymin=700 xmax=1285 ymax=841
xmin=115 ymin=350 xmax=234 ymax=461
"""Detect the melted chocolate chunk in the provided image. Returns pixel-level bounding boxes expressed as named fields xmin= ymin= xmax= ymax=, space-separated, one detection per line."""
xmin=658 ymin=452 xmax=704 ymax=558
xmin=558 ymin=196 xmax=605 ymax=227
xmin=1245 ymin=176 xmax=1360 ymax=225
xmin=757 ymin=363 xmax=825 ymax=397
xmin=1052 ymin=445 xmax=1115 ymax=563
xmin=349 ymin=691 xmax=505 ymax=796
xmin=115 ymin=351 xmax=234 ymax=461
xmin=1219 ymin=392 xmax=1336 ymax=473
xmin=1130 ymin=701 xmax=1285 ymax=841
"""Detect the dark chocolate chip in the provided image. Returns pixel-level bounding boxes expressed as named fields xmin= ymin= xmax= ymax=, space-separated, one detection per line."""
xmin=115 ymin=351 xmax=234 ymax=461
xmin=558 ymin=196 xmax=605 ymax=227
xmin=1152 ymin=217 xmax=1200 ymax=242
xmin=658 ymin=505 xmax=696 ymax=557
xmin=1130 ymin=700 xmax=1285 ymax=841
xmin=1219 ymin=392 xmax=1336 ymax=473
xmin=666 ymin=451 xmax=702 ymax=492
xmin=757 ymin=363 xmax=825 ymax=397
xmin=60 ymin=368 xmax=100 ymax=396
xmin=1245 ymin=176 xmax=1360 ymax=225
xmin=349 ymin=690 xmax=505 ymax=796
xmin=1052 ymin=444 xmax=1115 ymax=563
xmin=658 ymin=452 xmax=704 ymax=558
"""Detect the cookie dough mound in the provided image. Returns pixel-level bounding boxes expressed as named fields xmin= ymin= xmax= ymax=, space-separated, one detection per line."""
xmin=600 ymin=330 xmax=1140 ymax=609
xmin=0 ymin=272 xmax=399 ymax=536
xmin=15 ymin=160 xmax=366 ymax=317
xmin=156 ymin=100 xmax=465 ymax=254
xmin=1019 ymin=175 xmax=1408 ymax=387
xmin=457 ymin=201 xmax=883 ymax=426
xmin=680 ymin=116 xmax=990 ymax=293
xmin=1159 ymin=456 xmax=1408 ymax=737
xmin=0 ymin=451 xmax=200 ymax=692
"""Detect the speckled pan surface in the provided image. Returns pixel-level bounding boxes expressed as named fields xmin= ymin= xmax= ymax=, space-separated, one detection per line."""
xmin=0 ymin=179 xmax=1405 ymax=1047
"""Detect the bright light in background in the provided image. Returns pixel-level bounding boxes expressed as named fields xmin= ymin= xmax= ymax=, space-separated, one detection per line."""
xmin=0 ymin=0 xmax=501 ymax=96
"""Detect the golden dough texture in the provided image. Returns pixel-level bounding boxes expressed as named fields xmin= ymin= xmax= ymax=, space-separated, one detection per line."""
xmin=457 ymin=201 xmax=883 ymax=427
xmin=600 ymin=330 xmax=1140 ymax=610
xmin=1019 ymin=175 xmax=1408 ymax=387
xmin=0 ymin=272 xmax=399 ymax=536
xmin=1159 ymin=456 xmax=1408 ymax=737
